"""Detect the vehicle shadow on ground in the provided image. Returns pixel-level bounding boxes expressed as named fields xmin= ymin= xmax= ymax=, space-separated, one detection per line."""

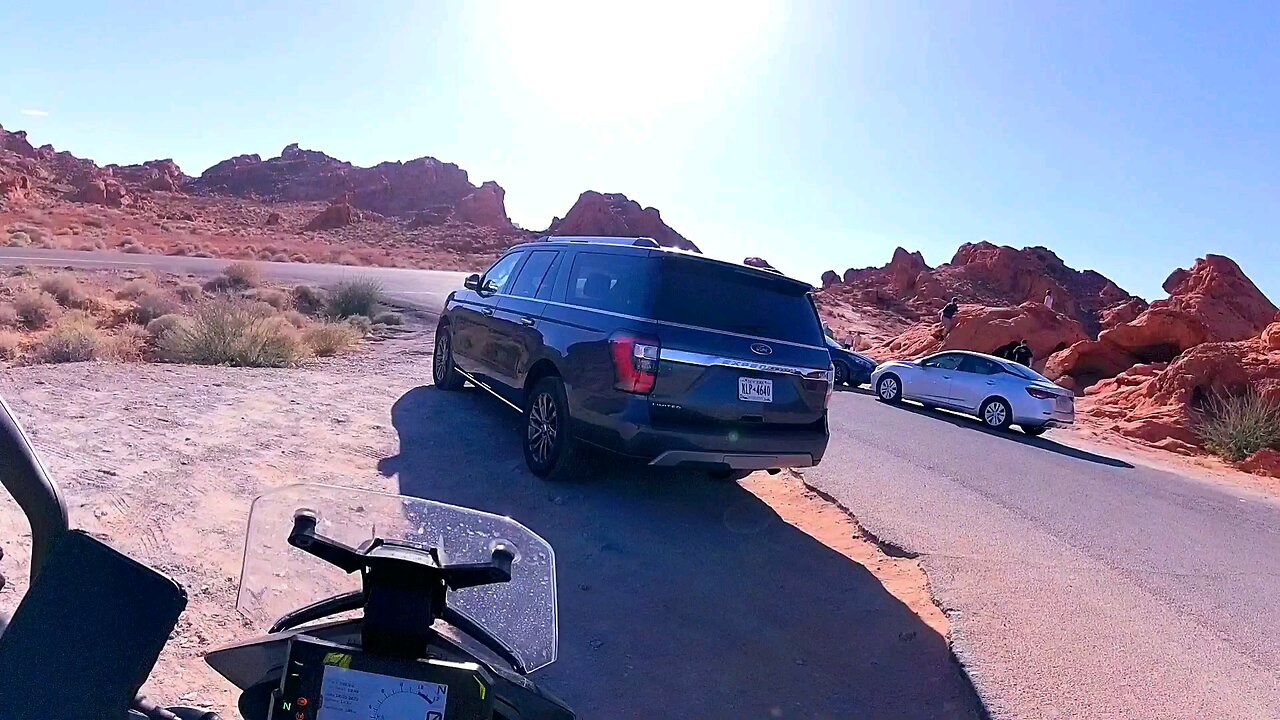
xmin=379 ymin=385 xmax=984 ymax=720
xmin=893 ymin=400 xmax=1133 ymax=469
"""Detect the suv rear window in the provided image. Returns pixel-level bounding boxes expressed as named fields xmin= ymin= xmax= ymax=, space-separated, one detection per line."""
xmin=652 ymin=258 xmax=823 ymax=345
xmin=565 ymin=251 xmax=654 ymax=315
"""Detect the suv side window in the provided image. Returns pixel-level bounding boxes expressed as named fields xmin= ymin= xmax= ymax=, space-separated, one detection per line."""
xmin=921 ymin=354 xmax=963 ymax=370
xmin=507 ymin=250 xmax=558 ymax=299
xmin=565 ymin=252 xmax=654 ymax=315
xmin=480 ymin=252 xmax=524 ymax=295
xmin=959 ymin=356 xmax=1001 ymax=375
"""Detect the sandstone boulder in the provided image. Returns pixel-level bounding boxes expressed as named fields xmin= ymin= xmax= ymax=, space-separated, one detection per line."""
xmin=546 ymin=191 xmax=699 ymax=252
xmin=454 ymin=181 xmax=512 ymax=229
xmin=304 ymin=201 xmax=358 ymax=231
xmin=871 ymin=302 xmax=1088 ymax=368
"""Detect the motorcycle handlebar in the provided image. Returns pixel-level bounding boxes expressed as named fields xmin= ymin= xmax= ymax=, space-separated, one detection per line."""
xmin=0 ymin=396 xmax=69 ymax=581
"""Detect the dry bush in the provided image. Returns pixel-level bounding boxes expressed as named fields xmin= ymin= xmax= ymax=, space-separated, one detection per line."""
xmin=31 ymin=313 xmax=108 ymax=363
xmin=336 ymin=253 xmax=360 ymax=266
xmin=37 ymin=238 xmax=57 ymax=249
xmin=175 ymin=282 xmax=203 ymax=302
xmin=291 ymin=285 xmax=327 ymax=315
xmin=250 ymin=288 xmax=291 ymax=310
xmin=303 ymin=321 xmax=362 ymax=357
xmin=121 ymin=241 xmax=149 ymax=254
xmin=116 ymin=280 xmax=157 ymax=301
xmin=83 ymin=216 xmax=107 ymax=229
xmin=325 ymin=279 xmax=384 ymax=319
xmin=111 ymin=324 xmax=149 ymax=361
xmin=1195 ymin=391 xmax=1280 ymax=461
xmin=145 ymin=313 xmax=190 ymax=340
xmin=55 ymin=227 xmax=74 ymax=236
xmin=13 ymin=291 xmax=61 ymax=329
xmin=289 ymin=253 xmax=310 ymax=263
xmin=222 ymin=262 xmax=261 ymax=289
xmin=158 ymin=298 xmax=309 ymax=367
xmin=8 ymin=231 xmax=30 ymax=247
xmin=0 ymin=330 xmax=22 ymax=360
xmin=372 ymin=311 xmax=404 ymax=326
xmin=282 ymin=310 xmax=309 ymax=328
xmin=346 ymin=314 xmax=373 ymax=337
xmin=192 ymin=250 xmax=215 ymax=258
xmin=256 ymin=250 xmax=273 ymax=261
xmin=0 ymin=304 xmax=18 ymax=328
xmin=270 ymin=253 xmax=290 ymax=263
xmin=133 ymin=291 xmax=180 ymax=325
xmin=166 ymin=244 xmax=192 ymax=256
xmin=39 ymin=276 xmax=88 ymax=308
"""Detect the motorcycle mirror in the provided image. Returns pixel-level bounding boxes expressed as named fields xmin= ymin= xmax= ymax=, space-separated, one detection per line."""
xmin=0 ymin=396 xmax=69 ymax=581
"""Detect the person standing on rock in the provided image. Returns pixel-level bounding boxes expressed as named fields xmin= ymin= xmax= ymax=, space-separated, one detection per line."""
xmin=1012 ymin=339 xmax=1033 ymax=367
xmin=1044 ymin=289 xmax=1055 ymax=311
xmin=940 ymin=298 xmax=960 ymax=336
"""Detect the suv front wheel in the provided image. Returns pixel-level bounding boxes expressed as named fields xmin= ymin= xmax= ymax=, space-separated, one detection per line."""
xmin=432 ymin=327 xmax=465 ymax=391
xmin=524 ymin=377 xmax=588 ymax=481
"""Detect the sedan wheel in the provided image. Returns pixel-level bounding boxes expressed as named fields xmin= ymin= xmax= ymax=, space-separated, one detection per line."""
xmin=980 ymin=397 xmax=1012 ymax=430
xmin=834 ymin=361 xmax=847 ymax=386
xmin=876 ymin=374 xmax=902 ymax=403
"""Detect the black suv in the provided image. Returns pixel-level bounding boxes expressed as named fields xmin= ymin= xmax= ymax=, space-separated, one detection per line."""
xmin=433 ymin=237 xmax=833 ymax=480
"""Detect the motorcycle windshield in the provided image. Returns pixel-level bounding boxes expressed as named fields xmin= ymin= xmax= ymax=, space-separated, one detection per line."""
xmin=236 ymin=484 xmax=557 ymax=673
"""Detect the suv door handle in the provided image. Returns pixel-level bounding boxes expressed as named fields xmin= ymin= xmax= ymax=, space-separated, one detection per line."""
xmin=519 ymin=317 xmax=536 ymax=326
xmin=480 ymin=307 xmax=495 ymax=316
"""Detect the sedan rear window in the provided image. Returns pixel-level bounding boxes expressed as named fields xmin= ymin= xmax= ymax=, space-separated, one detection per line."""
xmin=652 ymin=258 xmax=823 ymax=345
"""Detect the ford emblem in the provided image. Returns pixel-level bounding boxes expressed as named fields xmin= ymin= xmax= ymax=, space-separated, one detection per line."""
xmin=750 ymin=343 xmax=773 ymax=356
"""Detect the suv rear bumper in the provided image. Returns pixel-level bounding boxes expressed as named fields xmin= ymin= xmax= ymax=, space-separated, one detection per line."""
xmin=574 ymin=400 xmax=829 ymax=471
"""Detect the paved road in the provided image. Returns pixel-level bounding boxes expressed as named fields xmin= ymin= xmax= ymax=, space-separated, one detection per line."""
xmin=809 ymin=390 xmax=1280 ymax=719
xmin=0 ymin=247 xmax=467 ymax=312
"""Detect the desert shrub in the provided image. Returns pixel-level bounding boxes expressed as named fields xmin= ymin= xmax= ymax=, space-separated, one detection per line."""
xmin=336 ymin=253 xmax=360 ymax=266
xmin=325 ymin=279 xmax=384 ymax=319
xmin=8 ymin=231 xmax=30 ymax=247
xmin=39 ymin=276 xmax=88 ymax=308
xmin=83 ymin=216 xmax=107 ymax=229
xmin=263 ymin=244 xmax=281 ymax=255
xmin=0 ymin=304 xmax=18 ymax=328
xmin=76 ymin=242 xmax=98 ymax=251
xmin=192 ymin=250 xmax=215 ymax=258
xmin=13 ymin=291 xmax=61 ymax=329
xmin=116 ymin=280 xmax=156 ymax=300
xmin=175 ymin=282 xmax=203 ymax=302
xmin=121 ymin=241 xmax=148 ymax=254
xmin=289 ymin=253 xmax=310 ymax=263
xmin=37 ymin=238 xmax=57 ymax=249
xmin=250 ymin=287 xmax=291 ymax=310
xmin=221 ymin=262 xmax=260 ymax=289
xmin=303 ymin=321 xmax=362 ymax=356
xmin=133 ymin=291 xmax=180 ymax=325
xmin=256 ymin=250 xmax=273 ymax=260
xmin=145 ymin=313 xmax=190 ymax=340
xmin=291 ymin=285 xmax=327 ymax=315
xmin=55 ymin=227 xmax=73 ymax=236
xmin=31 ymin=313 xmax=107 ymax=363
xmin=372 ymin=310 xmax=404 ymax=326
xmin=166 ymin=244 xmax=192 ymax=256
xmin=0 ymin=330 xmax=22 ymax=360
xmin=270 ymin=253 xmax=290 ymax=263
xmin=1195 ymin=391 xmax=1280 ymax=461
xmin=158 ymin=298 xmax=309 ymax=367
xmin=282 ymin=310 xmax=309 ymax=328
xmin=110 ymin=324 xmax=149 ymax=361
xmin=346 ymin=314 xmax=373 ymax=337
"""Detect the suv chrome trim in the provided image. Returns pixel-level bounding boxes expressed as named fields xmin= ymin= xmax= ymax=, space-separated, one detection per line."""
xmin=537 ymin=299 xmax=827 ymax=351
xmin=660 ymin=349 xmax=829 ymax=379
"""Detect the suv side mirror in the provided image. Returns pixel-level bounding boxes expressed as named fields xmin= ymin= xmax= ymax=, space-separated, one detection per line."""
xmin=464 ymin=274 xmax=481 ymax=291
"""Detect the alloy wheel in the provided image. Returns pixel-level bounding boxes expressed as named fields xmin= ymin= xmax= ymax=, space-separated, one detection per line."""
xmin=527 ymin=392 xmax=559 ymax=465
xmin=879 ymin=377 xmax=898 ymax=400
xmin=983 ymin=401 xmax=1008 ymax=427
xmin=433 ymin=333 xmax=449 ymax=383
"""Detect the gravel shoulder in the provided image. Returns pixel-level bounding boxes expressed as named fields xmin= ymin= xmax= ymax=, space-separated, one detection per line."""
xmin=0 ymin=329 xmax=981 ymax=718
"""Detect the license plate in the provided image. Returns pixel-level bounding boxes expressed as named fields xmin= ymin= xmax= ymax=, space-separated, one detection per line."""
xmin=739 ymin=377 xmax=773 ymax=403
xmin=1056 ymin=397 xmax=1073 ymax=412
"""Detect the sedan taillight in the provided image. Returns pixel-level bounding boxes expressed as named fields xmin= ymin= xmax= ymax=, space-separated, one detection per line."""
xmin=610 ymin=332 xmax=660 ymax=394
xmin=1026 ymin=387 xmax=1058 ymax=400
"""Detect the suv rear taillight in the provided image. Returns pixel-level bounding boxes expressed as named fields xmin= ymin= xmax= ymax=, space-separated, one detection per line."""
xmin=825 ymin=366 xmax=835 ymax=408
xmin=610 ymin=332 xmax=660 ymax=394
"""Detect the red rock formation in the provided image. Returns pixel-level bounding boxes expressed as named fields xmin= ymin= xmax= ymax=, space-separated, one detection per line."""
xmin=826 ymin=242 xmax=1138 ymax=338
xmin=1099 ymin=297 xmax=1148 ymax=330
xmin=304 ymin=201 xmax=359 ymax=231
xmin=744 ymin=257 xmax=778 ymax=271
xmin=454 ymin=181 xmax=510 ymax=228
xmin=1239 ymin=448 xmax=1280 ymax=478
xmin=1077 ymin=320 xmax=1280 ymax=448
xmin=190 ymin=143 xmax=513 ymax=229
xmin=869 ymin=302 xmax=1088 ymax=367
xmin=72 ymin=176 xmax=132 ymax=207
xmin=110 ymin=159 xmax=186 ymax=192
xmin=820 ymin=270 xmax=840 ymax=288
xmin=546 ymin=191 xmax=699 ymax=252
xmin=1047 ymin=255 xmax=1278 ymax=391
xmin=264 ymin=212 xmax=282 ymax=226
xmin=0 ymin=172 xmax=30 ymax=205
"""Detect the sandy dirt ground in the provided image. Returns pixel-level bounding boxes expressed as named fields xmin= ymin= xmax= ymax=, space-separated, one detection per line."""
xmin=0 ymin=326 xmax=972 ymax=717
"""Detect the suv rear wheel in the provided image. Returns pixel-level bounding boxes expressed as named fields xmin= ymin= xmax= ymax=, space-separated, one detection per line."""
xmin=432 ymin=327 xmax=465 ymax=391
xmin=524 ymin=377 xmax=588 ymax=481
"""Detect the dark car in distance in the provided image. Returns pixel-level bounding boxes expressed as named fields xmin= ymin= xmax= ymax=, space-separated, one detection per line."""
xmin=433 ymin=237 xmax=834 ymax=481
xmin=826 ymin=337 xmax=876 ymax=387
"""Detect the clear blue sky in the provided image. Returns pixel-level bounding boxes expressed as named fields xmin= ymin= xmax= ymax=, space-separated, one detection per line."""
xmin=3 ymin=1 xmax=1278 ymax=301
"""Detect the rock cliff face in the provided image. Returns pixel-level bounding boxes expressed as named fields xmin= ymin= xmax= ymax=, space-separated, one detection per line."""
xmin=1046 ymin=255 xmax=1277 ymax=391
xmin=868 ymin=302 xmax=1088 ymax=367
xmin=545 ymin=191 xmax=699 ymax=252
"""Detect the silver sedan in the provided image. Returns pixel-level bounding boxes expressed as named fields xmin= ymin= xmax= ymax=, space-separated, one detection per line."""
xmin=870 ymin=350 xmax=1075 ymax=436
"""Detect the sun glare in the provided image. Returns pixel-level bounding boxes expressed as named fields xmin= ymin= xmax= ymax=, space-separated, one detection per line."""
xmin=491 ymin=0 xmax=776 ymax=121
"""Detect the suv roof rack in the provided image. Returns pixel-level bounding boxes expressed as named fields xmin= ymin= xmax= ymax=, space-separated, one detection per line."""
xmin=538 ymin=235 xmax=661 ymax=248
